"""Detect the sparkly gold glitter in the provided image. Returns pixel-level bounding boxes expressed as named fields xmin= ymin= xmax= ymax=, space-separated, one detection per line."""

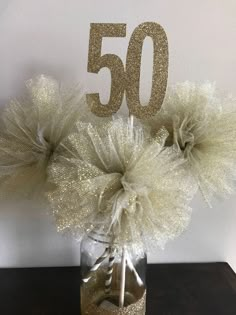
xmin=82 ymin=292 xmax=146 ymax=315
xmin=86 ymin=22 xmax=169 ymax=119
xmin=0 ymin=75 xmax=88 ymax=199
xmin=126 ymin=22 xmax=168 ymax=119
xmin=47 ymin=117 xmax=195 ymax=250
xmin=81 ymin=265 xmax=146 ymax=315
xmin=86 ymin=23 xmax=126 ymax=117
xmin=147 ymin=81 xmax=236 ymax=204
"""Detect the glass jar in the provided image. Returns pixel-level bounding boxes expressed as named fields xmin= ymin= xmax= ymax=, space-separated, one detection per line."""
xmin=80 ymin=226 xmax=147 ymax=315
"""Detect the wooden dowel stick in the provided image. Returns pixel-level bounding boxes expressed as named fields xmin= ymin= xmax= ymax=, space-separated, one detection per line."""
xmin=119 ymin=247 xmax=127 ymax=307
xmin=126 ymin=252 xmax=144 ymax=286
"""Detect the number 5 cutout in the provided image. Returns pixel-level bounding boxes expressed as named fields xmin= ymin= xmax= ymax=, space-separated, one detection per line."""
xmin=86 ymin=22 xmax=168 ymax=119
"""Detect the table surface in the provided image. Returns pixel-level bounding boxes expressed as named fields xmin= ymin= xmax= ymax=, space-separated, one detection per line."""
xmin=0 ymin=262 xmax=236 ymax=315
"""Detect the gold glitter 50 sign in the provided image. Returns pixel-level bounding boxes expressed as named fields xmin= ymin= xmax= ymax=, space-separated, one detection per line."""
xmin=86 ymin=22 xmax=169 ymax=119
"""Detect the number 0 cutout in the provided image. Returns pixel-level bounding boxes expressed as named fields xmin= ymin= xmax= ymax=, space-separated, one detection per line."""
xmin=86 ymin=22 xmax=168 ymax=119
xmin=126 ymin=22 xmax=168 ymax=118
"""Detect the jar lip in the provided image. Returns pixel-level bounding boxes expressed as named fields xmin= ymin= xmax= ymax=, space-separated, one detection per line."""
xmin=87 ymin=225 xmax=144 ymax=247
xmin=88 ymin=229 xmax=118 ymax=245
xmin=88 ymin=230 xmax=139 ymax=246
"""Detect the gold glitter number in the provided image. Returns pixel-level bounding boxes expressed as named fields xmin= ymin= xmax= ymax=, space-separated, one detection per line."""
xmin=126 ymin=22 xmax=168 ymax=118
xmin=87 ymin=22 xmax=168 ymax=118
xmin=86 ymin=23 xmax=126 ymax=117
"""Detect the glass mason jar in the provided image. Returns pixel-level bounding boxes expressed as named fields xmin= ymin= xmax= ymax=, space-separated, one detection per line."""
xmin=80 ymin=226 xmax=147 ymax=315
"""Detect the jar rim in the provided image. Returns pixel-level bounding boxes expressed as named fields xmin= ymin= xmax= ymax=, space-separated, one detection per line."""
xmin=88 ymin=229 xmax=118 ymax=245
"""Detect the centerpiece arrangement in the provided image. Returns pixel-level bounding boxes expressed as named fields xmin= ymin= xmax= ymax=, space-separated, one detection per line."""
xmin=0 ymin=22 xmax=235 ymax=315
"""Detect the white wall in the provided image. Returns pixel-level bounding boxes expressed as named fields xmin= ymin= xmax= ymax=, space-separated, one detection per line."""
xmin=0 ymin=0 xmax=236 ymax=269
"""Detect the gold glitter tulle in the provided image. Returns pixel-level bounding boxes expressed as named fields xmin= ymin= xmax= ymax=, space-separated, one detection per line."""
xmin=147 ymin=82 xmax=236 ymax=204
xmin=47 ymin=117 xmax=195 ymax=249
xmin=1 ymin=75 xmax=235 ymax=251
xmin=0 ymin=75 xmax=88 ymax=199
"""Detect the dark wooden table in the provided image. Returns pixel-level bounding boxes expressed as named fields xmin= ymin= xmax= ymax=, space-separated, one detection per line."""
xmin=0 ymin=263 xmax=236 ymax=314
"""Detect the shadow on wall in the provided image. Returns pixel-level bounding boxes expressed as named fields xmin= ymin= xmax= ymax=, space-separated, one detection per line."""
xmin=0 ymin=61 xmax=82 ymax=268
xmin=0 ymin=200 xmax=80 ymax=268
xmin=148 ymin=192 xmax=234 ymax=265
xmin=0 ymin=62 xmax=80 ymax=109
